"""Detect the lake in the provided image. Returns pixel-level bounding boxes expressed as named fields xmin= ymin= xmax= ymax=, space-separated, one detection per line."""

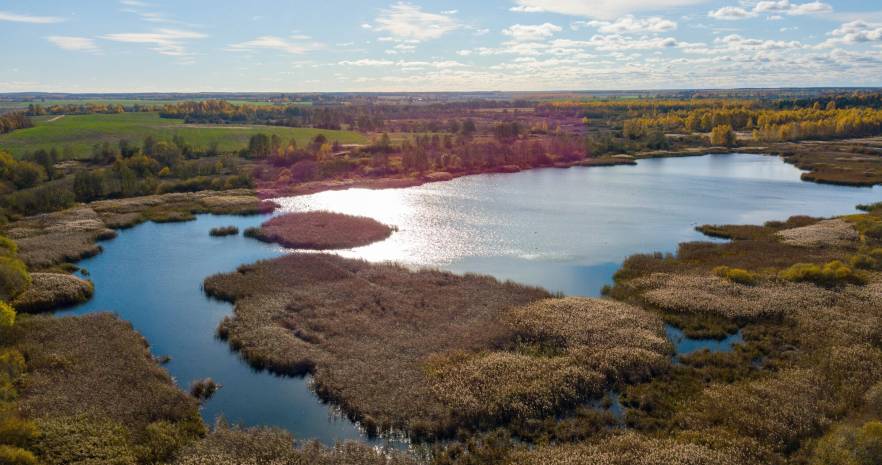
xmin=66 ymin=153 xmax=880 ymax=444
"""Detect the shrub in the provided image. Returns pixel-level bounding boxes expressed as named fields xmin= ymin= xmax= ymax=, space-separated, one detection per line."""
xmin=190 ymin=378 xmax=220 ymax=400
xmin=0 ymin=257 xmax=30 ymax=302
xmin=778 ymin=260 xmax=864 ymax=287
xmin=866 ymin=223 xmax=882 ymax=241
xmin=713 ymin=266 xmax=759 ymax=285
xmin=0 ymin=303 xmax=15 ymax=329
xmin=0 ymin=413 xmax=38 ymax=448
xmin=857 ymin=201 xmax=882 ymax=212
xmin=811 ymin=421 xmax=882 ymax=465
xmin=0 ymin=237 xmax=17 ymax=256
xmin=851 ymin=249 xmax=882 ymax=270
xmin=0 ymin=445 xmax=36 ymax=465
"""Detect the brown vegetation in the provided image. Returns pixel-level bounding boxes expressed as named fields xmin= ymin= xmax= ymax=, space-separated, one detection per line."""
xmin=2 ymin=190 xmax=274 ymax=268
xmin=248 ymin=211 xmax=394 ymax=250
xmin=172 ymin=422 xmax=418 ymax=465
xmin=204 ymin=253 xmax=674 ymax=439
xmin=4 ymin=313 xmax=204 ymax=464
xmin=605 ymin=206 xmax=882 ymax=463
xmin=11 ymin=273 xmax=93 ymax=313
xmin=204 ymin=253 xmax=550 ymax=437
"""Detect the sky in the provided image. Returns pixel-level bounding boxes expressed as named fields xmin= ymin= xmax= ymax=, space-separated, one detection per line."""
xmin=2 ymin=0 xmax=882 ymax=92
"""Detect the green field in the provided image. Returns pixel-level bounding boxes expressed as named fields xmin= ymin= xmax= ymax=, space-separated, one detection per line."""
xmin=0 ymin=99 xmax=298 ymax=112
xmin=0 ymin=112 xmax=365 ymax=159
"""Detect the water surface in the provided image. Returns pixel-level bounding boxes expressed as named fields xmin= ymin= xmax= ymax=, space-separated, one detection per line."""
xmin=65 ymin=153 xmax=880 ymax=444
xmin=276 ymin=154 xmax=880 ymax=295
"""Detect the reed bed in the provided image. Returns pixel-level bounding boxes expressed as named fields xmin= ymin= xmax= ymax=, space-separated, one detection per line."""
xmin=775 ymin=219 xmax=859 ymax=248
xmin=427 ymin=298 xmax=670 ymax=428
xmin=3 ymin=207 xmax=114 ymax=268
xmin=172 ymin=423 xmax=417 ymax=465
xmin=248 ymin=211 xmax=394 ymax=250
xmin=628 ymin=273 xmax=832 ymax=320
xmin=512 ymin=431 xmax=753 ymax=465
xmin=205 ymin=253 xmax=550 ymax=436
xmin=5 ymin=313 xmax=203 ymax=464
xmin=11 ymin=273 xmax=93 ymax=313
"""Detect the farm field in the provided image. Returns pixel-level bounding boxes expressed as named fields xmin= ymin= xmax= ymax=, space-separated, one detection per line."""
xmin=0 ymin=111 xmax=365 ymax=159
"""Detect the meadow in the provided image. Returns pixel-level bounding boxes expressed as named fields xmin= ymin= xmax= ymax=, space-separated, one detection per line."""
xmin=0 ymin=112 xmax=365 ymax=160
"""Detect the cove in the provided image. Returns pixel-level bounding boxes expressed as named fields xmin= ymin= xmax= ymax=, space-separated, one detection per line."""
xmin=63 ymin=153 xmax=879 ymax=445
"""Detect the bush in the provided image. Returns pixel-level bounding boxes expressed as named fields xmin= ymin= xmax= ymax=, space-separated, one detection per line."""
xmin=865 ymin=223 xmax=882 ymax=241
xmin=713 ymin=266 xmax=759 ymax=285
xmin=811 ymin=421 xmax=882 ymax=465
xmin=0 ymin=445 xmax=36 ymax=465
xmin=778 ymin=260 xmax=864 ymax=287
xmin=0 ymin=257 xmax=30 ymax=302
xmin=190 ymin=378 xmax=220 ymax=400
xmin=0 ymin=303 xmax=15 ymax=329
xmin=851 ymin=249 xmax=882 ymax=270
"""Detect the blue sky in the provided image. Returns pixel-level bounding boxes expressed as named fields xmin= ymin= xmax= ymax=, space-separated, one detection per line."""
xmin=2 ymin=0 xmax=882 ymax=92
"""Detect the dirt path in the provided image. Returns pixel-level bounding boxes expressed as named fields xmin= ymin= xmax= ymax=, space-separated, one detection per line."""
xmin=46 ymin=115 xmax=65 ymax=122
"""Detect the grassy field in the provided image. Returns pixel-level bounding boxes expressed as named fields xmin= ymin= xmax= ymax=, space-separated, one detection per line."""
xmin=0 ymin=112 xmax=365 ymax=159
xmin=0 ymin=98 xmax=295 ymax=112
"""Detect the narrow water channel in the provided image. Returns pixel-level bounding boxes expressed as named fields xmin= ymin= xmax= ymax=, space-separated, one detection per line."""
xmin=64 ymin=154 xmax=880 ymax=444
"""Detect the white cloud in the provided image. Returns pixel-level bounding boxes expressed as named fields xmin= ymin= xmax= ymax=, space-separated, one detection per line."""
xmin=227 ymin=36 xmax=320 ymax=54
xmin=502 ymin=23 xmax=562 ymax=41
xmin=101 ymin=29 xmax=207 ymax=56
xmin=509 ymin=0 xmax=706 ymax=20
xmin=819 ymin=21 xmax=882 ymax=47
xmin=0 ymin=10 xmax=65 ymax=23
xmin=708 ymin=6 xmax=754 ymax=20
xmin=708 ymin=1 xmax=832 ymax=20
xmin=573 ymin=15 xmax=677 ymax=33
xmin=47 ymin=36 xmax=99 ymax=52
xmin=374 ymin=2 xmax=459 ymax=41
xmin=338 ymin=59 xmax=465 ymax=69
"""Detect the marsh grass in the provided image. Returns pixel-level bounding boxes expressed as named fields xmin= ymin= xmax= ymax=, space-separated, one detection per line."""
xmin=248 ymin=211 xmax=394 ymax=250
xmin=607 ymin=209 xmax=882 ymax=463
xmin=4 ymin=313 xmax=204 ymax=464
xmin=172 ymin=422 xmax=418 ymax=465
xmin=205 ymin=253 xmax=556 ymax=437
xmin=11 ymin=273 xmax=93 ymax=313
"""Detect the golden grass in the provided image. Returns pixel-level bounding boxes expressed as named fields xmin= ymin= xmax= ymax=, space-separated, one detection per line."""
xmin=775 ymin=218 xmax=859 ymax=248
xmin=11 ymin=273 xmax=93 ymax=313
xmin=249 ymin=211 xmax=394 ymax=250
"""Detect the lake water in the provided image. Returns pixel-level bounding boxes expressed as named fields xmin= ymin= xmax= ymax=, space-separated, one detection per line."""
xmin=66 ymin=153 xmax=880 ymax=444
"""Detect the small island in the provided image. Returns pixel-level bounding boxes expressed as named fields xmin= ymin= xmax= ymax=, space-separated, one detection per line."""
xmin=244 ymin=211 xmax=394 ymax=250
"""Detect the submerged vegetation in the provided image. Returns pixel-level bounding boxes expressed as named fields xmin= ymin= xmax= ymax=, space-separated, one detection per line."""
xmin=246 ymin=211 xmax=394 ymax=250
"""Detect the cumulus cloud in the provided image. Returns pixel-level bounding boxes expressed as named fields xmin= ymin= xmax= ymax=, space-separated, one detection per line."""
xmin=708 ymin=1 xmax=832 ymax=20
xmin=509 ymin=0 xmax=706 ymax=20
xmin=502 ymin=23 xmax=562 ymax=41
xmin=226 ymin=36 xmax=320 ymax=54
xmin=47 ymin=36 xmax=99 ymax=52
xmin=0 ymin=10 xmax=65 ymax=23
xmin=374 ymin=2 xmax=459 ymax=41
xmin=573 ymin=15 xmax=677 ymax=33
xmin=101 ymin=29 xmax=207 ymax=56
xmin=819 ymin=21 xmax=882 ymax=47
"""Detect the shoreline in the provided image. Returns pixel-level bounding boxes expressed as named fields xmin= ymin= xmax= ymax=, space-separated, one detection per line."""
xmin=258 ymin=138 xmax=882 ymax=199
